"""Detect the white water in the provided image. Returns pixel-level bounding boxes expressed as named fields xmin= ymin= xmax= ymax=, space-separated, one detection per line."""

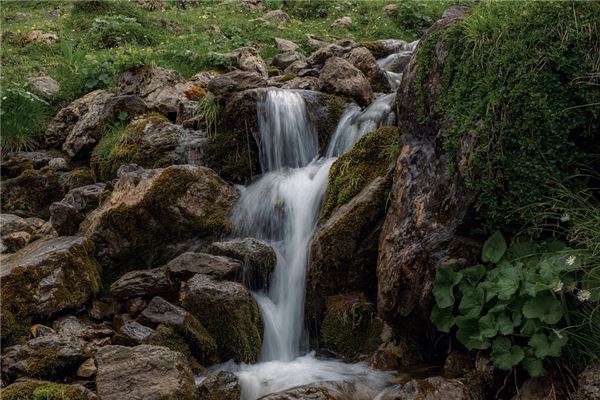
xmin=226 ymin=86 xmax=400 ymax=398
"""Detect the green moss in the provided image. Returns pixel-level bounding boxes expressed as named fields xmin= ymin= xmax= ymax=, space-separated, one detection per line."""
xmin=149 ymin=325 xmax=204 ymax=373
xmin=321 ymin=126 xmax=400 ymax=219
xmin=321 ymin=293 xmax=383 ymax=361
xmin=0 ymin=166 xmax=63 ymax=218
xmin=61 ymin=167 xmax=95 ymax=191
xmin=204 ymin=129 xmax=259 ymax=184
xmin=279 ymin=73 xmax=296 ymax=82
xmin=315 ymin=93 xmax=349 ymax=149
xmin=1 ymin=381 xmax=93 ymax=400
xmin=415 ymin=2 xmax=600 ymax=234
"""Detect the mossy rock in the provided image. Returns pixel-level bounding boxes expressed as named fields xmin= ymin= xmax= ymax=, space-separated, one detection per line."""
xmin=1 ymin=380 xmax=96 ymax=400
xmin=321 ymin=126 xmax=400 ymax=219
xmin=204 ymin=129 xmax=260 ymax=184
xmin=320 ymin=292 xmax=383 ymax=361
xmin=360 ymin=41 xmax=389 ymax=59
xmin=148 ymin=324 xmax=205 ymax=373
xmin=60 ymin=167 xmax=95 ymax=192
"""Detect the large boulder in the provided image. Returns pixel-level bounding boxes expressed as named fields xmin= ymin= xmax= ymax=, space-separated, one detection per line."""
xmin=196 ymin=371 xmax=241 ymax=400
xmin=318 ymin=57 xmax=372 ymax=106
xmin=180 ymin=274 xmax=262 ymax=363
xmin=343 ymin=46 xmax=390 ymax=93
xmin=165 ymin=252 xmax=242 ymax=281
xmin=95 ymin=345 xmax=196 ymax=400
xmin=79 ymin=165 xmax=238 ymax=278
xmin=208 ymin=237 xmax=276 ymax=290
xmin=44 ymin=90 xmax=147 ymax=158
xmin=49 ymin=183 xmax=106 ymax=236
xmin=207 ymin=70 xmax=268 ymax=100
xmin=0 ymin=237 xmax=101 ymax=343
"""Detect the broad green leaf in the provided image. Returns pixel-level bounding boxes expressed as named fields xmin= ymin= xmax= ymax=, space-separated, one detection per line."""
xmin=508 ymin=238 xmax=537 ymax=259
xmin=461 ymin=265 xmax=487 ymax=286
xmin=521 ymin=319 xmax=541 ymax=336
xmin=430 ymin=304 xmax=454 ymax=333
xmin=490 ymin=337 xmax=524 ymax=370
xmin=523 ymin=356 xmax=545 ymax=378
xmin=479 ymin=313 xmax=498 ymax=338
xmin=482 ymin=231 xmax=507 ymax=263
xmin=433 ymin=267 xmax=463 ymax=308
xmin=458 ymin=286 xmax=485 ymax=317
xmin=497 ymin=312 xmax=515 ymax=335
xmin=484 ymin=263 xmax=521 ymax=301
xmin=522 ymin=295 xmax=563 ymax=324
xmin=528 ymin=331 xmax=568 ymax=358
xmin=455 ymin=316 xmax=490 ymax=350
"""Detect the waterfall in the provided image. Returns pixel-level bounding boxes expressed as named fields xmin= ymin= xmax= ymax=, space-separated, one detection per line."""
xmin=228 ymin=87 xmax=401 ymax=399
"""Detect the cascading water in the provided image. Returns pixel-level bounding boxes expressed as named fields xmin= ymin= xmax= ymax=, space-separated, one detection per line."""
xmin=224 ymin=85 xmax=402 ymax=398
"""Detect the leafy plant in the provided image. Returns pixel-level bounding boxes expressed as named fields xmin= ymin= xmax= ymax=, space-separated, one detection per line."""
xmin=59 ymin=40 xmax=86 ymax=73
xmin=431 ymin=231 xmax=597 ymax=377
xmin=0 ymin=85 xmax=49 ymax=152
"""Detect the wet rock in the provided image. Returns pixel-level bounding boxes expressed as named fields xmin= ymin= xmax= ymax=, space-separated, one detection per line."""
xmin=44 ymin=90 xmax=147 ymax=157
xmin=272 ymin=51 xmax=307 ymax=70
xmin=208 ymin=237 xmax=277 ymax=290
xmin=180 ymin=274 xmax=262 ymax=363
xmin=318 ymin=57 xmax=372 ymax=106
xmin=197 ymin=371 xmax=241 ymax=400
xmin=1 ymin=151 xmax=55 ymax=178
xmin=0 ymin=380 xmax=97 ymax=400
xmin=264 ymin=9 xmax=290 ymax=24
xmin=0 ymin=237 xmax=101 ymax=343
xmin=165 ymin=252 xmax=242 ymax=281
xmin=331 ymin=16 xmax=352 ymax=29
xmin=79 ymin=165 xmax=238 ymax=277
xmin=27 ymin=76 xmax=60 ymax=99
xmin=49 ymin=183 xmax=106 ymax=236
xmin=110 ymin=268 xmax=174 ymax=299
xmin=95 ymin=345 xmax=196 ymax=400
xmin=576 ymin=364 xmax=600 ymax=400
xmin=381 ymin=376 xmax=469 ymax=399
xmin=362 ymin=39 xmax=413 ymax=59
xmin=207 ymin=70 xmax=267 ymax=100
xmin=115 ymin=321 xmax=157 ymax=345
xmin=379 ymin=52 xmax=412 ymax=73
xmin=368 ymin=324 xmax=419 ymax=370
xmin=1 ymin=334 xmax=90 ymax=381
xmin=21 ymin=30 xmax=58 ymax=45
xmin=1 ymin=167 xmax=64 ymax=218
xmin=275 ymin=37 xmax=299 ymax=52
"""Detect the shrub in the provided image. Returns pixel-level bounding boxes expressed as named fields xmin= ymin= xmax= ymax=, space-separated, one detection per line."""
xmin=431 ymin=231 xmax=598 ymax=377
xmin=285 ymin=0 xmax=330 ymax=19
xmin=87 ymin=15 xmax=156 ymax=49
xmin=0 ymin=85 xmax=49 ymax=152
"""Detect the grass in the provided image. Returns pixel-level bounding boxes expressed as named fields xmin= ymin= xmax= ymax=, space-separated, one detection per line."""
xmin=0 ymin=0 xmax=453 ymax=152
xmin=195 ymin=95 xmax=220 ymax=138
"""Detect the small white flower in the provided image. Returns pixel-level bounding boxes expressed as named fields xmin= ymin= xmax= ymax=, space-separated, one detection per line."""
xmin=577 ymin=289 xmax=591 ymax=302
xmin=560 ymin=213 xmax=570 ymax=222
xmin=566 ymin=255 xmax=576 ymax=266
xmin=552 ymin=281 xmax=564 ymax=292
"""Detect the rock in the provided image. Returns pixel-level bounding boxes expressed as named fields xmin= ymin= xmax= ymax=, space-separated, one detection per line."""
xmin=125 ymin=297 xmax=147 ymax=316
xmin=0 ymin=214 xmax=43 ymax=253
xmin=2 ymin=232 xmax=31 ymax=253
xmin=318 ymin=57 xmax=372 ymax=106
xmin=95 ymin=345 xmax=196 ymax=400
xmin=136 ymin=0 xmax=166 ymax=10
xmin=1 ymin=334 xmax=90 ymax=381
xmin=58 ymin=166 xmax=95 ymax=192
xmin=1 ymin=151 xmax=55 ymax=178
xmin=110 ymin=268 xmax=174 ymax=299
xmin=189 ymin=70 xmax=221 ymax=87
xmin=331 ymin=16 xmax=352 ymax=29
xmin=362 ymin=39 xmax=412 ymax=59
xmin=165 ymin=252 xmax=242 ymax=281
xmin=576 ymin=364 xmax=600 ymax=400
xmin=180 ymin=274 xmax=262 ymax=363
xmin=240 ymin=0 xmax=263 ymax=11
xmin=48 ymin=157 xmax=68 ymax=170
xmin=44 ymin=90 xmax=147 ymax=157
xmin=275 ymin=37 xmax=299 ymax=52
xmin=117 ymin=66 xmax=183 ymax=97
xmin=0 ymin=237 xmax=101 ymax=343
xmin=115 ymin=321 xmax=157 ymax=345
xmin=53 ymin=315 xmax=88 ymax=337
xmin=45 ymin=8 xmax=63 ymax=19
xmin=208 ymin=237 xmax=277 ymax=290
xmin=272 ymin=51 xmax=307 ymax=70
xmin=281 ymin=76 xmax=320 ymax=91
xmin=378 ymin=52 xmax=412 ymax=73
xmin=258 ymin=382 xmax=371 ymax=400
xmin=80 ymin=165 xmax=238 ymax=278
xmin=207 ymin=70 xmax=267 ymax=100
xmin=442 ymin=6 xmax=471 ymax=19
xmin=49 ymin=183 xmax=105 ymax=236
xmin=284 ymin=60 xmax=309 ymax=74
xmin=231 ymin=47 xmax=269 ymax=78
xmin=368 ymin=324 xmax=419 ymax=370
xmin=21 ymin=30 xmax=58 ymax=45
xmin=30 ymin=324 xmax=56 ymax=338
xmin=264 ymin=9 xmax=290 ymax=23
xmin=381 ymin=376 xmax=469 ymax=399
xmin=5 ymin=12 xmax=28 ymax=21
xmin=0 ymin=380 xmax=97 ymax=400
xmin=343 ymin=46 xmax=390 ymax=92
xmin=27 ymin=76 xmax=60 ymax=99
xmin=512 ymin=378 xmax=554 ymax=400
xmin=89 ymin=299 xmax=119 ymax=320
xmin=307 ymin=42 xmax=355 ymax=68
xmin=197 ymin=371 xmax=241 ymax=400
xmin=383 ymin=4 xmax=398 ymax=14
xmin=1 ymin=167 xmax=64 ymax=218
xmin=76 ymin=357 xmax=97 ymax=378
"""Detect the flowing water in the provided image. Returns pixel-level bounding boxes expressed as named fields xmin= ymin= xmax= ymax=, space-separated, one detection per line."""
xmin=222 ymin=85 xmax=401 ymax=398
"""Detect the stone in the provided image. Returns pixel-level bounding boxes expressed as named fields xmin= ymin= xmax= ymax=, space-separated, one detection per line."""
xmin=53 ymin=315 xmax=88 ymax=337
xmin=45 ymin=8 xmax=63 ymax=19
xmin=116 ymin=321 xmax=157 ymax=345
xmin=44 ymin=90 xmax=147 ymax=157
xmin=258 ymin=382 xmax=372 ymax=400
xmin=27 ymin=76 xmax=60 ymax=99
xmin=79 ymin=165 xmax=238 ymax=277
xmin=30 ymin=324 xmax=56 ymax=338
xmin=343 ymin=46 xmax=390 ymax=92
xmin=0 ymin=237 xmax=101 ymax=343
xmin=576 ymin=364 xmax=600 ymax=400
xmin=284 ymin=60 xmax=309 ymax=74
xmin=2 ymin=232 xmax=31 ymax=253
xmin=0 ymin=151 xmax=54 ymax=178
xmin=5 ymin=12 xmax=28 ymax=21
xmin=49 ymin=183 xmax=106 ymax=236
xmin=76 ymin=357 xmax=97 ymax=378
xmin=89 ymin=299 xmax=119 ymax=320
xmin=0 ymin=380 xmax=97 ymax=400
xmin=380 ymin=376 xmax=469 ymax=399
xmin=1 ymin=167 xmax=64 ymax=218
xmin=165 ymin=252 xmax=242 ymax=281
xmin=207 ymin=70 xmax=267 ymax=100
xmin=264 ymin=9 xmax=290 ymax=23
xmin=21 ymin=30 xmax=58 ymax=45
xmin=208 ymin=237 xmax=277 ymax=290
xmin=1 ymin=334 xmax=90 ymax=381
xmin=110 ymin=268 xmax=174 ymax=299
xmin=117 ymin=66 xmax=183 ymax=97
xmin=272 ymin=51 xmax=307 ymax=71
xmin=281 ymin=76 xmax=320 ymax=91
xmin=95 ymin=345 xmax=196 ymax=400
xmin=378 ymin=51 xmax=413 ymax=73
xmin=306 ymin=34 xmax=329 ymax=48
xmin=125 ymin=297 xmax=147 ymax=316
xmin=189 ymin=70 xmax=221 ymax=87
xmin=231 ymin=47 xmax=269 ymax=78
xmin=196 ymin=371 xmax=241 ymax=400
xmin=318 ymin=57 xmax=372 ymax=106
xmin=383 ymin=4 xmax=398 ymax=14
xmin=275 ymin=37 xmax=299 ymax=52
xmin=48 ymin=157 xmax=68 ymax=170
xmin=331 ymin=16 xmax=352 ymax=29
xmin=180 ymin=274 xmax=262 ymax=363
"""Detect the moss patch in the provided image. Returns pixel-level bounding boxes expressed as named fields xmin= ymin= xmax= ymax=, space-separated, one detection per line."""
xmin=1 ymin=381 xmax=93 ymax=400
xmin=321 ymin=126 xmax=399 ymax=219
xmin=0 ymin=166 xmax=63 ymax=218
xmin=321 ymin=292 xmax=383 ymax=361
xmin=204 ymin=129 xmax=260 ymax=184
